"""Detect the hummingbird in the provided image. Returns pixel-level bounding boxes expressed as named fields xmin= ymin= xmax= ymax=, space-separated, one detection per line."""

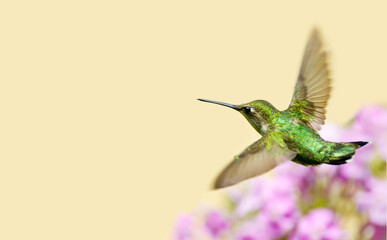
xmin=198 ymin=29 xmax=368 ymax=189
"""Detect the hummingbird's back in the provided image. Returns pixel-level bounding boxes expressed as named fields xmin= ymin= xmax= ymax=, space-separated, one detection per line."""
xmin=276 ymin=110 xmax=367 ymax=165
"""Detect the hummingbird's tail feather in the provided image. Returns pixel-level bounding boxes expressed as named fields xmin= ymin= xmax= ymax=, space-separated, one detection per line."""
xmin=325 ymin=141 xmax=369 ymax=165
xmin=325 ymin=156 xmax=351 ymax=165
xmin=350 ymin=141 xmax=370 ymax=148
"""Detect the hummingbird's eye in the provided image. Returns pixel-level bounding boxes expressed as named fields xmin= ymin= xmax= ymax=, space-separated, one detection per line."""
xmin=244 ymin=106 xmax=251 ymax=114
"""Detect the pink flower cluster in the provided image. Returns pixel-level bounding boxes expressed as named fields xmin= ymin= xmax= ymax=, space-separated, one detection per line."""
xmin=173 ymin=105 xmax=387 ymax=240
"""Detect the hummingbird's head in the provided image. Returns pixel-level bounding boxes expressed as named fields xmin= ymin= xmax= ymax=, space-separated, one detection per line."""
xmin=197 ymin=99 xmax=278 ymax=135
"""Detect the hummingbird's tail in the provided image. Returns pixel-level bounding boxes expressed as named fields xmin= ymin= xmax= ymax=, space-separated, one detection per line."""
xmin=350 ymin=141 xmax=370 ymax=148
xmin=325 ymin=141 xmax=369 ymax=165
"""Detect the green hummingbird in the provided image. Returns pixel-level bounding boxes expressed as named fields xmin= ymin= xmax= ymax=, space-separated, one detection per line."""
xmin=198 ymin=29 xmax=368 ymax=189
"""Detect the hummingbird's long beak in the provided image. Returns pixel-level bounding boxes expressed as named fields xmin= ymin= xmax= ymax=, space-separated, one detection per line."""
xmin=197 ymin=99 xmax=240 ymax=110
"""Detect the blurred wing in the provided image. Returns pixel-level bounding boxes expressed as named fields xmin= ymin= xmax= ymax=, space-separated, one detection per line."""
xmin=213 ymin=137 xmax=296 ymax=189
xmin=288 ymin=28 xmax=331 ymax=131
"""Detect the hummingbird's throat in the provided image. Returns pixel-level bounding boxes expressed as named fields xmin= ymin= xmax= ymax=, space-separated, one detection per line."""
xmin=245 ymin=113 xmax=268 ymax=136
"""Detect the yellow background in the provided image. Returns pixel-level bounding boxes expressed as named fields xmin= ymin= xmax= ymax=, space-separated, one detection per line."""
xmin=1 ymin=1 xmax=386 ymax=239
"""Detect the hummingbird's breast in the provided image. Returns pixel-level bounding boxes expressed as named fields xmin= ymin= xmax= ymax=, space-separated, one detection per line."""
xmin=273 ymin=111 xmax=328 ymax=162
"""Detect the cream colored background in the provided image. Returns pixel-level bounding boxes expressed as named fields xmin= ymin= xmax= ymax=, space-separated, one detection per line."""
xmin=0 ymin=1 xmax=386 ymax=239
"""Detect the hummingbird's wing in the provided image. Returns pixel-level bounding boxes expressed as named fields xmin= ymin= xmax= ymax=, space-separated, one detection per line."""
xmin=213 ymin=137 xmax=297 ymax=189
xmin=288 ymin=29 xmax=331 ymax=131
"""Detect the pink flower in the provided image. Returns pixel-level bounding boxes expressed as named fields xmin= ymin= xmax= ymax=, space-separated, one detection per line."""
xmin=356 ymin=178 xmax=387 ymax=226
xmin=233 ymin=174 xmax=298 ymax=218
xmin=336 ymin=152 xmax=372 ymax=184
xmin=172 ymin=214 xmax=193 ymax=240
xmin=353 ymin=105 xmax=387 ymax=160
xmin=232 ymin=178 xmax=266 ymax=217
xmin=290 ymin=208 xmax=346 ymax=240
xmin=354 ymin=105 xmax=387 ymax=136
xmin=275 ymin=162 xmax=314 ymax=193
xmin=204 ymin=210 xmax=229 ymax=239
xmin=259 ymin=195 xmax=299 ymax=238
xmin=233 ymin=175 xmax=300 ymax=239
xmin=366 ymin=223 xmax=387 ymax=240
xmin=232 ymin=219 xmax=270 ymax=240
